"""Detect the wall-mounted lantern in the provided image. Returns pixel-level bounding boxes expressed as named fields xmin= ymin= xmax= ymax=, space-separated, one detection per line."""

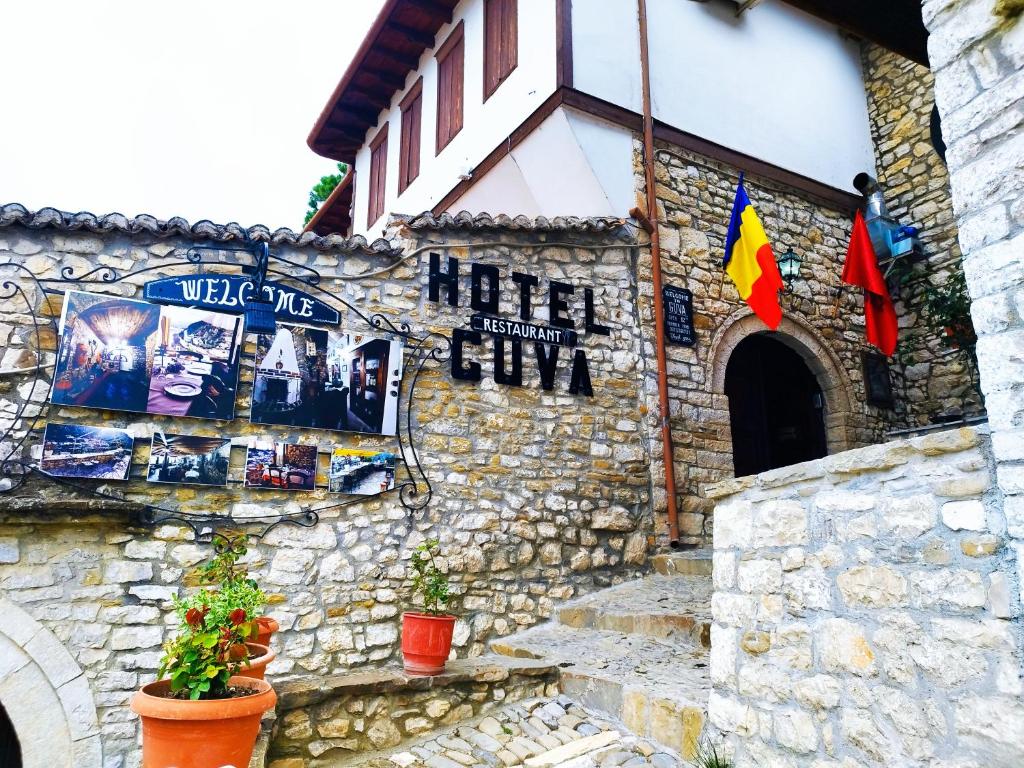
xmin=777 ymin=248 xmax=802 ymax=288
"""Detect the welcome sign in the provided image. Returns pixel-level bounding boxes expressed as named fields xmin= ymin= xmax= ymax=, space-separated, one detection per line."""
xmin=144 ymin=275 xmax=340 ymax=325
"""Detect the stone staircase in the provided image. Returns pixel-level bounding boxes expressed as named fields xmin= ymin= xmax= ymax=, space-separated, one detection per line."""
xmin=347 ymin=696 xmax=689 ymax=768
xmin=489 ymin=552 xmax=712 ymax=760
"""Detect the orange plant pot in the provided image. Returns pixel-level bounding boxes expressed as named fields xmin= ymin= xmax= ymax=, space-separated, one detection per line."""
xmin=238 ymin=642 xmax=275 ymax=681
xmin=131 ymin=675 xmax=276 ymax=768
xmin=401 ymin=612 xmax=456 ymax=676
xmin=254 ymin=616 xmax=280 ymax=647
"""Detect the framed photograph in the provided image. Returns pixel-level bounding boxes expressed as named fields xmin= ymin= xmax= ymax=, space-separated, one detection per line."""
xmin=147 ymin=432 xmax=231 ymax=487
xmin=251 ymin=324 xmax=403 ymax=436
xmin=243 ymin=439 xmax=318 ymax=491
xmin=328 ymin=447 xmax=398 ymax=495
xmin=861 ymin=351 xmax=894 ymax=409
xmin=51 ymin=290 xmax=243 ymax=422
xmin=39 ymin=422 xmax=134 ymax=480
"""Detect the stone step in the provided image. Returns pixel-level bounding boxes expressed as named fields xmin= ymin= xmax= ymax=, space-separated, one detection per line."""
xmin=555 ymin=575 xmax=711 ymax=648
xmin=490 ymin=626 xmax=708 ymax=760
xmin=321 ymin=695 xmax=689 ymax=768
xmin=650 ymin=550 xmax=713 ymax=577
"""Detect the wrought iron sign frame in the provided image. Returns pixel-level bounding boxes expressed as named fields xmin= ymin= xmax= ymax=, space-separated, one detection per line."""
xmin=0 ymin=240 xmax=451 ymax=542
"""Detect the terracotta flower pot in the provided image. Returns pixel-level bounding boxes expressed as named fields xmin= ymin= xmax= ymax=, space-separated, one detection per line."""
xmin=254 ymin=616 xmax=280 ymax=646
xmin=401 ymin=612 xmax=456 ymax=676
xmin=131 ymin=675 xmax=276 ymax=768
xmin=238 ymin=642 xmax=275 ymax=681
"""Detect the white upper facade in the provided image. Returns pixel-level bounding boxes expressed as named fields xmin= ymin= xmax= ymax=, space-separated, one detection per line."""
xmin=339 ymin=0 xmax=876 ymax=239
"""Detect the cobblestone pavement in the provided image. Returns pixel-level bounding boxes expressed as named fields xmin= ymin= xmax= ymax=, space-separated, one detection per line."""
xmin=351 ymin=696 xmax=686 ymax=768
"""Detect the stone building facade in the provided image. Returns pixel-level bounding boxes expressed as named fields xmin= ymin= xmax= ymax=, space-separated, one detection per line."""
xmin=0 ymin=206 xmax=652 ymax=767
xmin=862 ymin=42 xmax=984 ymax=426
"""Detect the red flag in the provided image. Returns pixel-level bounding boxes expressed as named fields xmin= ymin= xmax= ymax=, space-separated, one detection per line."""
xmin=842 ymin=210 xmax=898 ymax=356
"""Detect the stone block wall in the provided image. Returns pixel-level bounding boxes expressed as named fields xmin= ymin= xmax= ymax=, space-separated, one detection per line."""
xmin=267 ymin=658 xmax=557 ymax=765
xmin=924 ymin=0 xmax=1024 ymax=670
xmin=862 ymin=42 xmax=984 ymax=425
xmin=0 ymin=210 xmax=652 ymax=766
xmin=634 ymin=142 xmax=907 ymax=546
xmin=708 ymin=425 xmax=1023 ymax=766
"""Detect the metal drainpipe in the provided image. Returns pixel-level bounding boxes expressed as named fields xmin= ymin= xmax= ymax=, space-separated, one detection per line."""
xmin=637 ymin=0 xmax=681 ymax=547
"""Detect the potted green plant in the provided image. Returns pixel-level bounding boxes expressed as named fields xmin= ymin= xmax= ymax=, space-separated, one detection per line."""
xmin=196 ymin=534 xmax=280 ymax=646
xmin=401 ymin=539 xmax=456 ymax=675
xmin=130 ymin=600 xmax=276 ymax=768
xmin=174 ymin=582 xmax=276 ymax=679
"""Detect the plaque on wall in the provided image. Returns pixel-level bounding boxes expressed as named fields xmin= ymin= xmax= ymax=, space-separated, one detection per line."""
xmin=861 ymin=351 xmax=894 ymax=409
xmin=662 ymin=285 xmax=696 ymax=347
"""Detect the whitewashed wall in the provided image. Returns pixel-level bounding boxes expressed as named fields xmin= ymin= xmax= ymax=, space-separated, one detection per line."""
xmin=353 ymin=0 xmax=558 ymax=238
xmin=452 ymin=107 xmax=635 ymax=218
xmin=571 ymin=0 xmax=877 ymax=190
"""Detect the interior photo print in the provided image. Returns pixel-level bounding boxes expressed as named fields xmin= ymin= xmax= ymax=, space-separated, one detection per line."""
xmin=39 ymin=422 xmax=134 ymax=481
xmin=243 ymin=439 xmax=318 ymax=491
xmin=328 ymin=447 xmax=398 ymax=495
xmin=251 ymin=323 xmax=403 ymax=436
xmin=52 ymin=290 xmax=243 ymax=421
xmin=147 ymin=432 xmax=231 ymax=487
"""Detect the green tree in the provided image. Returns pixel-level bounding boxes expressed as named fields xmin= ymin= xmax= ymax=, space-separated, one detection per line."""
xmin=304 ymin=162 xmax=348 ymax=226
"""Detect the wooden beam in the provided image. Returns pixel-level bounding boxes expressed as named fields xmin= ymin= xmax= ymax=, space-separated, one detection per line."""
xmin=364 ymin=67 xmax=408 ymax=90
xmin=375 ymin=41 xmax=422 ymax=70
xmin=388 ymin=22 xmax=436 ymax=48
xmin=406 ymin=0 xmax=453 ymax=21
xmin=779 ymin=0 xmax=928 ymax=66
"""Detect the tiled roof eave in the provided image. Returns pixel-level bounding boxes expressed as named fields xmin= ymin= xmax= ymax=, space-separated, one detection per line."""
xmin=393 ymin=211 xmax=635 ymax=239
xmin=0 ymin=203 xmax=398 ymax=257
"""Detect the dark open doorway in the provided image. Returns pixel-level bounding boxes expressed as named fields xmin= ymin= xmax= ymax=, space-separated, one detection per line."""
xmin=725 ymin=333 xmax=828 ymax=477
xmin=0 ymin=702 xmax=21 ymax=768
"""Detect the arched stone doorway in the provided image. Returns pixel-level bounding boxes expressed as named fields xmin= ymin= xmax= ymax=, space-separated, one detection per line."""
xmin=0 ymin=599 xmax=102 ymax=768
xmin=707 ymin=309 xmax=856 ymax=476
xmin=725 ymin=333 xmax=827 ymax=476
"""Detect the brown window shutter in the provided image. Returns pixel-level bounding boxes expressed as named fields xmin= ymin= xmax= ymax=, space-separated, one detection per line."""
xmin=484 ymin=0 xmax=517 ymax=100
xmin=367 ymin=124 xmax=388 ymax=228
xmin=436 ymin=21 xmax=465 ymax=154
xmin=399 ymin=78 xmax=423 ymax=194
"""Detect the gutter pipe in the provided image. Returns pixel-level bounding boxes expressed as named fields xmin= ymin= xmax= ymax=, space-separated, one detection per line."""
xmin=637 ymin=0 xmax=681 ymax=547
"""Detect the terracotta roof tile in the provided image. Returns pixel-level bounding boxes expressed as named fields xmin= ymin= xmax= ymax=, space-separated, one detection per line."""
xmin=394 ymin=211 xmax=632 ymax=236
xmin=0 ymin=203 xmax=397 ymax=256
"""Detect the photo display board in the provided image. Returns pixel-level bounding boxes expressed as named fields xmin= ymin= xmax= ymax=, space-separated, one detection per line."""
xmin=52 ymin=290 xmax=244 ymax=421
xmin=251 ymin=324 xmax=404 ymax=437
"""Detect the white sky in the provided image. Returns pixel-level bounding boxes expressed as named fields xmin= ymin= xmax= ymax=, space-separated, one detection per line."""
xmin=1 ymin=1 xmax=385 ymax=230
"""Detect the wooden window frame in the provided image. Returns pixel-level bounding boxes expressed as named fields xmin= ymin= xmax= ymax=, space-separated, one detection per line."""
xmin=484 ymin=0 xmax=518 ymax=101
xmin=367 ymin=124 xmax=389 ymax=228
xmin=398 ymin=78 xmax=424 ymax=195
xmin=435 ymin=20 xmax=465 ymax=154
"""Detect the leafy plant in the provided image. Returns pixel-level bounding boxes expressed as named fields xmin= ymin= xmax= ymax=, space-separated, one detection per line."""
xmin=176 ymin=535 xmax=266 ymax=635
xmin=409 ymin=539 xmax=452 ymax=616
xmin=921 ymin=270 xmax=976 ymax=352
xmin=158 ymin=597 xmax=255 ymax=700
xmin=691 ymin=737 xmax=731 ymax=768
xmin=304 ymin=162 xmax=349 ymax=226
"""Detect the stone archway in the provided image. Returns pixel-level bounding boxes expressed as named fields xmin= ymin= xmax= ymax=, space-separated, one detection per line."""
xmin=707 ymin=308 xmax=856 ymax=458
xmin=0 ymin=599 xmax=101 ymax=768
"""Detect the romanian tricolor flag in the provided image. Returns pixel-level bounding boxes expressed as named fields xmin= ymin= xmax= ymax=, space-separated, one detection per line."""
xmin=724 ymin=174 xmax=784 ymax=330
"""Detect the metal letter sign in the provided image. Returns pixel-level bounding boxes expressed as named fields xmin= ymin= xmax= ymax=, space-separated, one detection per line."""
xmin=662 ymin=285 xmax=695 ymax=346
xmin=470 ymin=314 xmax=578 ymax=346
xmin=144 ymin=275 xmax=340 ymax=325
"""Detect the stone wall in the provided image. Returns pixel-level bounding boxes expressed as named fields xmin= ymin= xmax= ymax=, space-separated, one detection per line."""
xmin=924 ymin=0 xmax=1024 ymax=666
xmin=862 ymin=42 xmax=984 ymax=425
xmin=635 ymin=141 xmax=906 ymax=546
xmin=268 ymin=658 xmax=557 ymax=765
xmin=0 ymin=209 xmax=652 ymax=766
xmin=707 ymin=425 xmax=1023 ymax=766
